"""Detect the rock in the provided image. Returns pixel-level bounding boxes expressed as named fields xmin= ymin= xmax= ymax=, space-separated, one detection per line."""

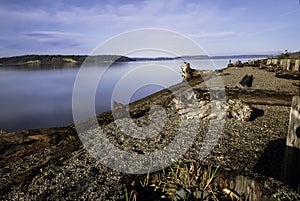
xmin=1 ymin=65 xmax=299 ymax=200
xmin=176 ymin=188 xmax=188 ymax=200
xmin=239 ymin=74 xmax=254 ymax=88
xmin=226 ymin=99 xmax=252 ymax=121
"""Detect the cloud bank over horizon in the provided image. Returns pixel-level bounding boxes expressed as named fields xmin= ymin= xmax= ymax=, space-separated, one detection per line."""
xmin=0 ymin=0 xmax=299 ymax=57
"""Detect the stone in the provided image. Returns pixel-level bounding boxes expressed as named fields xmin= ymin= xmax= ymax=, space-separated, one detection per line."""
xmin=226 ymin=99 xmax=252 ymax=121
xmin=239 ymin=74 xmax=254 ymax=88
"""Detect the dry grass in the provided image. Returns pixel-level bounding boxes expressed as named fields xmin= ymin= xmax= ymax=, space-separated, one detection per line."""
xmin=126 ymin=160 xmax=245 ymax=201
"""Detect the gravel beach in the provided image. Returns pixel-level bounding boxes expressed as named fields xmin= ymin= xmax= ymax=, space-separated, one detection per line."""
xmin=0 ymin=65 xmax=299 ymax=200
xmin=217 ymin=67 xmax=299 ymax=94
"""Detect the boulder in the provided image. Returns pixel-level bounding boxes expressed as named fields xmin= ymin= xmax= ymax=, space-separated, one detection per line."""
xmin=239 ymin=74 xmax=254 ymax=87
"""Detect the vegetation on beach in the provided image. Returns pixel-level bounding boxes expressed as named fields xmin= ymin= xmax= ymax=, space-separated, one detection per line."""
xmin=278 ymin=50 xmax=291 ymax=59
xmin=126 ymin=160 xmax=245 ymax=201
xmin=277 ymin=50 xmax=300 ymax=59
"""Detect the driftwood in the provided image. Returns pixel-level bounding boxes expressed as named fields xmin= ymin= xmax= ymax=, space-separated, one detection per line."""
xmin=276 ymin=71 xmax=300 ymax=80
xmin=173 ymin=92 xmax=253 ymax=121
xmin=234 ymin=60 xmax=244 ymax=67
xmin=180 ymin=62 xmax=202 ymax=81
xmin=194 ymin=88 xmax=294 ymax=106
xmin=283 ymin=96 xmax=300 ymax=192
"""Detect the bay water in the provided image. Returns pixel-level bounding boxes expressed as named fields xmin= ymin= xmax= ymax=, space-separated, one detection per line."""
xmin=0 ymin=58 xmax=254 ymax=131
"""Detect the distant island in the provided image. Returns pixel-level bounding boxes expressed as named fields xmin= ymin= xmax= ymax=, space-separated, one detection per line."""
xmin=131 ymin=54 xmax=273 ymax=61
xmin=0 ymin=53 xmax=285 ymax=66
xmin=0 ymin=55 xmax=135 ymax=66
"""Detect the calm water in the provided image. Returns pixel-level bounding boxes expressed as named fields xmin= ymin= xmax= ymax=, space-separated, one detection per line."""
xmin=0 ymin=58 xmax=251 ymax=131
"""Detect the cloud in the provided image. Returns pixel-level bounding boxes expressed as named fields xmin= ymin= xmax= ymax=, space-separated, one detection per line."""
xmin=0 ymin=0 xmax=229 ymax=56
xmin=1 ymin=0 xmax=299 ymax=56
xmin=23 ymin=31 xmax=82 ymax=42
xmin=187 ymin=32 xmax=246 ymax=41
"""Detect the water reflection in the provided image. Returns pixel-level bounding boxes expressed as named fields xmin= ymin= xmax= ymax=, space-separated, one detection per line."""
xmin=0 ymin=59 xmax=229 ymax=131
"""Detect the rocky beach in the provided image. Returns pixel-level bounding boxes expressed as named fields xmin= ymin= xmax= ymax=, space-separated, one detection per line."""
xmin=0 ymin=60 xmax=300 ymax=200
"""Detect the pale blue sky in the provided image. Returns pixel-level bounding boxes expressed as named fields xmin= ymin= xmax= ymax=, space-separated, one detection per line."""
xmin=0 ymin=0 xmax=299 ymax=57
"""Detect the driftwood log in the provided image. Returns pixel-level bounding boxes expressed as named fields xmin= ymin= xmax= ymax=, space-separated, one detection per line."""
xmin=194 ymin=88 xmax=294 ymax=106
xmin=173 ymin=93 xmax=253 ymax=121
xmin=276 ymin=71 xmax=300 ymax=80
xmin=180 ymin=62 xmax=202 ymax=81
xmin=283 ymin=96 xmax=300 ymax=192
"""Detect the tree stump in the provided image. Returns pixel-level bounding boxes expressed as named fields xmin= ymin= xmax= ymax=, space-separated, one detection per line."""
xmin=283 ymin=96 xmax=300 ymax=192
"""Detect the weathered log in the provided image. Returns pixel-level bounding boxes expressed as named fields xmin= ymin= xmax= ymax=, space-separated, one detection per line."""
xmin=276 ymin=71 xmax=300 ymax=80
xmin=194 ymin=88 xmax=294 ymax=106
xmin=0 ymin=127 xmax=80 ymax=168
xmin=180 ymin=62 xmax=202 ymax=81
xmin=173 ymin=91 xmax=253 ymax=121
xmin=180 ymin=62 xmax=214 ymax=81
xmin=283 ymin=96 xmax=300 ymax=192
xmin=234 ymin=60 xmax=244 ymax=67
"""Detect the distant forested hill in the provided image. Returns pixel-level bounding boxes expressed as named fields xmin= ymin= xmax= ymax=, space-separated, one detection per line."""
xmin=277 ymin=51 xmax=300 ymax=59
xmin=289 ymin=51 xmax=300 ymax=58
xmin=0 ymin=55 xmax=135 ymax=66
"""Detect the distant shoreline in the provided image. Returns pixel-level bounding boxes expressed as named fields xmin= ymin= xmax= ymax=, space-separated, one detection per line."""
xmin=0 ymin=54 xmax=273 ymax=66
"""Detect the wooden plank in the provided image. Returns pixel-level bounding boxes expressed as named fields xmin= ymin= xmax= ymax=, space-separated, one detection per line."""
xmin=283 ymin=96 xmax=300 ymax=192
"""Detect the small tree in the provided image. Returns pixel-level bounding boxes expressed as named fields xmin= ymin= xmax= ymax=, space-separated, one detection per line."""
xmin=278 ymin=50 xmax=290 ymax=59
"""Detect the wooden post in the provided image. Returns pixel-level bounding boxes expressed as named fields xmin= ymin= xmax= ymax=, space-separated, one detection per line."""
xmin=281 ymin=59 xmax=288 ymax=70
xmin=283 ymin=96 xmax=300 ymax=192
xmin=295 ymin=59 xmax=300 ymax=72
xmin=287 ymin=59 xmax=292 ymax=71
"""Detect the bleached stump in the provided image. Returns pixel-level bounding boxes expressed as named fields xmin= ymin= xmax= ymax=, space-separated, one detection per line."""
xmin=280 ymin=59 xmax=288 ymax=70
xmin=173 ymin=92 xmax=253 ymax=122
xmin=287 ymin=59 xmax=292 ymax=71
xmin=180 ymin=62 xmax=202 ymax=81
xmin=295 ymin=59 xmax=300 ymax=72
xmin=283 ymin=96 xmax=300 ymax=192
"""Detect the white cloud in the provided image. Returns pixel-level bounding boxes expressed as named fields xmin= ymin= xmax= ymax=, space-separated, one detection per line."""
xmin=2 ymin=0 xmax=298 ymax=56
xmin=187 ymin=32 xmax=245 ymax=40
xmin=23 ymin=31 xmax=82 ymax=42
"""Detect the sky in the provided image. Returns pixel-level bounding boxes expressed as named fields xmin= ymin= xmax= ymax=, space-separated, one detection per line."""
xmin=0 ymin=0 xmax=300 ymax=57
